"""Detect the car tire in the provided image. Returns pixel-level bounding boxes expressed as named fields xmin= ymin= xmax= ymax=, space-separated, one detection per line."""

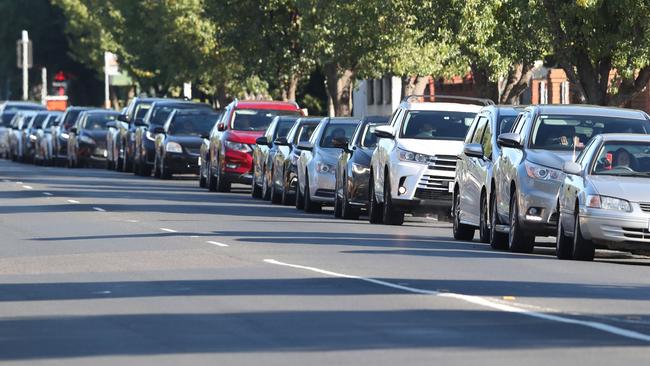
xmin=153 ymin=155 xmax=161 ymax=178
xmin=303 ymin=173 xmax=321 ymax=213
xmin=489 ymin=192 xmax=508 ymax=249
xmin=160 ymin=157 xmax=172 ymax=179
xmin=508 ymin=190 xmax=535 ymax=253
xmin=199 ymin=167 xmax=207 ymax=188
xmin=572 ymin=212 xmax=595 ymax=261
xmin=368 ymin=174 xmax=383 ymax=224
xmin=215 ymin=157 xmax=231 ymax=193
xmin=479 ymin=192 xmax=490 ymax=243
xmin=556 ymin=210 xmax=573 ymax=260
xmin=333 ymin=178 xmax=343 ymax=218
xmin=207 ymin=160 xmax=217 ymax=192
xmin=295 ymin=176 xmax=304 ymax=210
xmin=261 ymin=169 xmax=271 ymax=201
xmin=452 ymin=188 xmax=474 ymax=240
xmin=341 ymin=173 xmax=360 ymax=220
xmin=270 ymin=171 xmax=282 ymax=204
xmin=382 ymin=176 xmax=404 ymax=225
xmin=251 ymin=177 xmax=262 ymax=198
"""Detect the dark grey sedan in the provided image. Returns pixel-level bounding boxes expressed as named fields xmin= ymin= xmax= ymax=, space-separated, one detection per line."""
xmin=334 ymin=116 xmax=389 ymax=219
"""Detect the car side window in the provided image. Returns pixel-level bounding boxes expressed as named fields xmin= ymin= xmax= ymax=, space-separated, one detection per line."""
xmin=464 ymin=115 xmax=480 ymax=144
xmin=481 ymin=116 xmax=494 ymax=160
xmin=389 ymin=108 xmax=402 ymax=128
xmin=471 ymin=116 xmax=488 ymax=144
xmin=514 ymin=112 xmax=529 ymax=135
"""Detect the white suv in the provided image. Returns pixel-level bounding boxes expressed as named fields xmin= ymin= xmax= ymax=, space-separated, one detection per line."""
xmin=369 ymin=95 xmax=486 ymax=225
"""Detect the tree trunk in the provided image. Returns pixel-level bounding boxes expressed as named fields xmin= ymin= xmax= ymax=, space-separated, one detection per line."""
xmin=404 ymin=75 xmax=429 ymax=96
xmin=323 ymin=62 xmax=354 ymax=116
xmin=282 ymin=73 xmax=299 ymax=102
xmin=499 ymin=63 xmax=534 ymax=105
xmin=471 ymin=64 xmax=498 ymax=102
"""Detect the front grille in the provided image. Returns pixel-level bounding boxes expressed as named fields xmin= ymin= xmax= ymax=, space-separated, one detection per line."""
xmin=419 ymin=174 xmax=454 ymax=190
xmin=622 ymin=227 xmax=650 ymax=240
xmin=414 ymin=188 xmax=452 ymax=201
xmin=314 ymin=189 xmax=335 ymax=198
xmin=426 ymin=155 xmax=457 ymax=171
xmin=185 ymin=147 xmax=201 ymax=155
xmin=640 ymin=203 xmax=650 ymax=213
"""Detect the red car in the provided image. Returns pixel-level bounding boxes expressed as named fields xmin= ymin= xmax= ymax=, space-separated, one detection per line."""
xmin=206 ymin=100 xmax=304 ymax=192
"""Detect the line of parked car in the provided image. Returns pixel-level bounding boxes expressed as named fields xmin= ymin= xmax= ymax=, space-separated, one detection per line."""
xmin=3 ymin=95 xmax=650 ymax=261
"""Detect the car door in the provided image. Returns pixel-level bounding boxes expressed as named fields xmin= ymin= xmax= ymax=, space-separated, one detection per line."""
xmin=461 ymin=115 xmax=488 ymax=226
xmin=373 ymin=108 xmax=403 ymax=201
xmin=500 ymin=111 xmax=531 ymax=218
xmin=495 ymin=112 xmax=527 ymax=219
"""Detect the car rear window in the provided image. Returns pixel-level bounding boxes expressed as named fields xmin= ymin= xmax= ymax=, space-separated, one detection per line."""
xmin=169 ymin=114 xmax=219 ymax=136
xmin=295 ymin=124 xmax=318 ymax=144
xmin=400 ymin=111 xmax=476 ymax=140
xmin=231 ymin=109 xmax=301 ymax=131
xmin=531 ymin=115 xmax=650 ymax=151
xmin=84 ymin=114 xmax=119 ymax=130
xmin=319 ymin=123 xmax=359 ymax=148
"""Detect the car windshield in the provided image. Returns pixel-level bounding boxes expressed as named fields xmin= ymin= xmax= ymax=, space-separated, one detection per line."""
xmin=31 ymin=114 xmax=48 ymax=129
xmin=1 ymin=112 xmax=16 ymax=126
xmin=499 ymin=115 xmax=518 ymax=134
xmin=231 ymin=109 xmax=300 ymax=131
xmin=400 ymin=110 xmax=476 ymax=140
xmin=591 ymin=142 xmax=650 ymax=177
xmin=150 ymin=104 xmax=212 ymax=125
xmin=85 ymin=114 xmax=118 ymax=130
xmin=134 ymin=103 xmax=152 ymax=121
xmin=360 ymin=123 xmax=388 ymax=148
xmin=319 ymin=123 xmax=359 ymax=148
xmin=275 ymin=120 xmax=296 ymax=139
xmin=295 ymin=124 xmax=317 ymax=144
xmin=62 ymin=110 xmax=84 ymax=129
xmin=531 ymin=114 xmax=650 ymax=151
xmin=168 ymin=114 xmax=218 ymax=136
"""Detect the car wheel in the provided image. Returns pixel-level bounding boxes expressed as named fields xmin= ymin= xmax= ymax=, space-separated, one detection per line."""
xmin=207 ymin=160 xmax=217 ymax=192
xmin=452 ymin=188 xmax=474 ymax=240
xmin=382 ymin=175 xmax=404 ymax=225
xmin=556 ymin=209 xmax=573 ymax=259
xmin=572 ymin=211 xmax=595 ymax=261
xmin=303 ymin=173 xmax=321 ymax=213
xmin=281 ymin=168 xmax=295 ymax=206
xmin=153 ymin=155 xmax=161 ymax=178
xmin=199 ymin=164 xmax=207 ymax=188
xmin=215 ymin=157 xmax=231 ymax=192
xmin=368 ymin=174 xmax=383 ymax=224
xmin=160 ymin=157 xmax=172 ymax=180
xmin=270 ymin=171 xmax=281 ymax=204
xmin=508 ymin=190 xmax=535 ymax=253
xmin=333 ymin=178 xmax=343 ymax=218
xmin=251 ymin=166 xmax=262 ymax=198
xmin=341 ymin=173 xmax=360 ymax=220
xmin=489 ymin=192 xmax=508 ymax=249
xmin=295 ymin=175 xmax=304 ymax=210
xmin=261 ymin=168 xmax=271 ymax=201
xmin=479 ymin=192 xmax=490 ymax=243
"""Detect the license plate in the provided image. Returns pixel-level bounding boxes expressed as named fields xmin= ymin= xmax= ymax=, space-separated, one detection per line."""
xmin=448 ymin=181 xmax=454 ymax=193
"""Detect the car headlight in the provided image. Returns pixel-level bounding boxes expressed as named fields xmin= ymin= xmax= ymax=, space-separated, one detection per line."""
xmin=398 ymin=148 xmax=430 ymax=164
xmin=586 ymin=195 xmax=632 ymax=212
xmin=79 ymin=135 xmax=96 ymax=145
xmin=316 ymin=161 xmax=335 ymax=174
xmin=524 ymin=161 xmax=564 ymax=181
xmin=166 ymin=141 xmax=183 ymax=153
xmin=29 ymin=134 xmax=37 ymax=142
xmin=225 ymin=140 xmax=252 ymax=153
xmin=351 ymin=162 xmax=370 ymax=175
xmin=145 ymin=131 xmax=156 ymax=141
xmin=60 ymin=132 xmax=69 ymax=140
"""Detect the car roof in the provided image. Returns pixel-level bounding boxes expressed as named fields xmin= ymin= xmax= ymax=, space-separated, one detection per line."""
xmin=1 ymin=101 xmax=47 ymax=109
xmin=151 ymin=100 xmax=212 ymax=108
xmin=599 ymin=133 xmax=650 ymax=142
xmin=296 ymin=117 xmax=323 ymax=124
xmin=84 ymin=109 xmax=120 ymax=114
xmin=325 ymin=117 xmax=360 ymax=124
xmin=401 ymin=101 xmax=483 ymax=113
xmin=234 ymin=100 xmax=300 ymax=111
xmin=530 ymin=104 xmax=648 ymax=119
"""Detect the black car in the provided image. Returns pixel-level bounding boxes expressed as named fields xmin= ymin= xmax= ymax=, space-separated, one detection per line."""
xmin=52 ymin=107 xmax=92 ymax=165
xmin=251 ymin=115 xmax=300 ymax=201
xmin=153 ymin=109 xmax=220 ymax=179
xmin=333 ymin=116 xmax=389 ymax=219
xmin=113 ymin=97 xmax=165 ymax=172
xmin=133 ymin=100 xmax=214 ymax=176
xmin=268 ymin=117 xmax=321 ymax=205
xmin=67 ymin=110 xmax=120 ymax=168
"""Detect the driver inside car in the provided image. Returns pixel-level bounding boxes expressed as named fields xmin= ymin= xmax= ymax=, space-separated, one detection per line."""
xmin=613 ymin=148 xmax=633 ymax=170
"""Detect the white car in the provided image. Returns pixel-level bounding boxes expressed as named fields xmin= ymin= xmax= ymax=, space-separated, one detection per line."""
xmin=369 ymin=95 xmax=485 ymax=225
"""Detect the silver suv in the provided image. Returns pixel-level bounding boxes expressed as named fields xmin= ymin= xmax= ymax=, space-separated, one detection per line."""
xmin=491 ymin=105 xmax=650 ymax=253
xmin=453 ymin=105 xmax=521 ymax=243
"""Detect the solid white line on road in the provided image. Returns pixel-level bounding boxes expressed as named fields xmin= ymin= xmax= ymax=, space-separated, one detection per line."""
xmin=264 ymin=258 xmax=650 ymax=343
xmin=160 ymin=228 xmax=178 ymax=233
xmin=92 ymin=207 xmax=106 ymax=212
xmin=207 ymin=241 xmax=229 ymax=247
xmin=22 ymin=185 xmax=32 ymax=189
xmin=67 ymin=199 xmax=80 ymax=204
xmin=42 ymin=192 xmax=53 ymax=196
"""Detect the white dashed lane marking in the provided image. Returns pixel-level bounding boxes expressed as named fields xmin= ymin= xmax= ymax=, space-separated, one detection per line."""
xmin=42 ymin=192 xmax=53 ymax=196
xmin=22 ymin=185 xmax=32 ymax=189
xmin=160 ymin=228 xmax=178 ymax=233
xmin=207 ymin=241 xmax=229 ymax=247
xmin=67 ymin=199 xmax=80 ymax=204
xmin=92 ymin=207 xmax=106 ymax=212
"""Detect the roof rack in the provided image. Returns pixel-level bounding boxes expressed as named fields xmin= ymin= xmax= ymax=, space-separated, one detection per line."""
xmin=402 ymin=94 xmax=494 ymax=106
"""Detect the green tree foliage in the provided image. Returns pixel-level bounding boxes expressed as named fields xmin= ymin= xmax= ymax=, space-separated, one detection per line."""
xmin=542 ymin=0 xmax=650 ymax=106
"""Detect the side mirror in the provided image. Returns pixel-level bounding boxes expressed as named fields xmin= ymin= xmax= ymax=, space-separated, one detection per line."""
xmin=297 ymin=142 xmax=313 ymax=151
xmin=106 ymin=121 xmax=116 ymax=128
xmin=331 ymin=137 xmax=349 ymax=149
xmin=373 ymin=125 xmax=395 ymax=139
xmin=256 ymin=136 xmax=270 ymax=146
xmin=562 ymin=161 xmax=582 ymax=176
xmin=200 ymin=133 xmax=210 ymax=139
xmin=117 ymin=114 xmax=128 ymax=122
xmin=463 ymin=143 xmax=484 ymax=159
xmin=274 ymin=137 xmax=290 ymax=146
xmin=217 ymin=122 xmax=226 ymax=132
xmin=69 ymin=127 xmax=78 ymax=134
xmin=152 ymin=126 xmax=166 ymax=134
xmin=497 ymin=133 xmax=522 ymax=149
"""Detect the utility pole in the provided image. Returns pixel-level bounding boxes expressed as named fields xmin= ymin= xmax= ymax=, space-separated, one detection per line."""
xmin=22 ymin=30 xmax=29 ymax=101
xmin=104 ymin=52 xmax=110 ymax=109
xmin=41 ymin=67 xmax=47 ymax=105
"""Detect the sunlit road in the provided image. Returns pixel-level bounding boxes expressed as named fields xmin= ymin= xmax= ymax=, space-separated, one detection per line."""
xmin=0 ymin=159 xmax=649 ymax=365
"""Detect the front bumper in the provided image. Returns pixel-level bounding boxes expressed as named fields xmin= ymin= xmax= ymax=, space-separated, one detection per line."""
xmin=165 ymin=153 xmax=200 ymax=174
xmin=309 ymin=171 xmax=336 ymax=203
xmin=580 ymin=207 xmax=650 ymax=254
xmin=516 ymin=176 xmax=562 ymax=236
xmin=389 ymin=160 xmax=454 ymax=213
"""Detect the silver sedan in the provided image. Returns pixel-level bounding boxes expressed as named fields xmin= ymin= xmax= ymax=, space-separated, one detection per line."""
xmin=557 ymin=133 xmax=650 ymax=260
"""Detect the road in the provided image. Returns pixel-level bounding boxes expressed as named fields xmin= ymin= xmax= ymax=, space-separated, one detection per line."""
xmin=0 ymin=158 xmax=649 ymax=365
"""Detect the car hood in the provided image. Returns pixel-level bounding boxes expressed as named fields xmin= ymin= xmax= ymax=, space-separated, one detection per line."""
xmin=168 ymin=135 xmax=203 ymax=148
xmin=316 ymin=147 xmax=342 ymax=164
xmin=589 ymin=175 xmax=650 ymax=202
xmin=526 ymin=149 xmax=575 ymax=170
xmin=397 ymin=139 xmax=464 ymax=156
xmin=226 ymin=130 xmax=263 ymax=144
xmin=352 ymin=147 xmax=373 ymax=165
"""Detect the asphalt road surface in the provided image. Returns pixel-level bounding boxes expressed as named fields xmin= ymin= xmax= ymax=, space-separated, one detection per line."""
xmin=1 ymin=158 xmax=649 ymax=365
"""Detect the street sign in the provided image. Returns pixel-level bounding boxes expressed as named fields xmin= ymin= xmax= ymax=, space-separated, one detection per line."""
xmin=104 ymin=52 xmax=119 ymax=76
xmin=16 ymin=39 xmax=33 ymax=69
